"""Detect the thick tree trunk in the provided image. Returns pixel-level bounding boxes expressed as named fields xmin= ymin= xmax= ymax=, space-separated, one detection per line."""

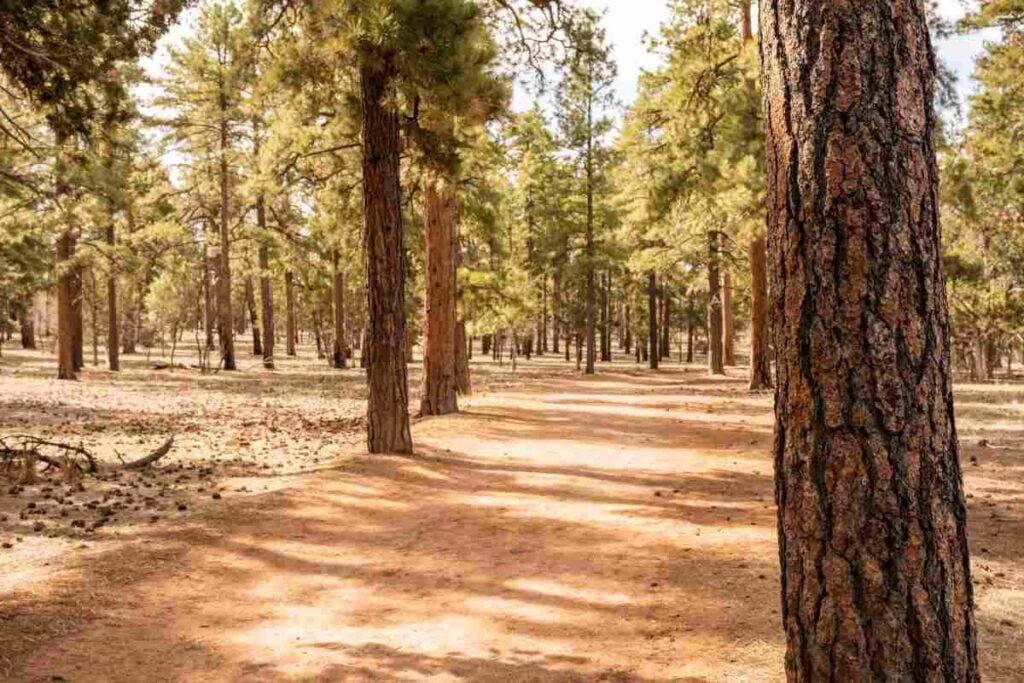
xmin=761 ymin=2 xmax=978 ymax=680
xmin=331 ymin=248 xmax=348 ymax=370
xmin=749 ymin=233 xmax=771 ymax=389
xmin=647 ymin=271 xmax=658 ymax=370
xmin=361 ymin=58 xmax=412 ymax=452
xmin=707 ymin=232 xmax=725 ymax=375
xmin=285 ymin=270 xmax=297 ymax=357
xmin=420 ymin=174 xmax=458 ymax=415
xmin=245 ymin=275 xmax=262 ymax=356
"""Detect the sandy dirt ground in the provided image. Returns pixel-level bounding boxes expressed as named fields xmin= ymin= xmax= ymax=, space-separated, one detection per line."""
xmin=0 ymin=346 xmax=1021 ymax=682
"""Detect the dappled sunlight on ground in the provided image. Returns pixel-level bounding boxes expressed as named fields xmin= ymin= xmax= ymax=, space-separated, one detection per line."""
xmin=0 ymin=348 xmax=1021 ymax=680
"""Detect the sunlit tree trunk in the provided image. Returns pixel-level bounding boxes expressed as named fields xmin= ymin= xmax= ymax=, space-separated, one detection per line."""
xmin=761 ymin=1 xmax=978 ymax=679
xmin=361 ymin=56 xmax=412 ymax=452
xmin=420 ymin=174 xmax=458 ymax=415
xmin=257 ymin=204 xmax=275 ymax=370
xmin=245 ymin=275 xmax=262 ymax=356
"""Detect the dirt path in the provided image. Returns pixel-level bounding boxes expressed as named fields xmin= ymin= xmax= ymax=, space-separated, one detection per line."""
xmin=1 ymin=366 xmax=1021 ymax=681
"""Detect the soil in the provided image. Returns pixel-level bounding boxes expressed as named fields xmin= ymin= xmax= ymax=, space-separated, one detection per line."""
xmin=0 ymin=346 xmax=1021 ymax=682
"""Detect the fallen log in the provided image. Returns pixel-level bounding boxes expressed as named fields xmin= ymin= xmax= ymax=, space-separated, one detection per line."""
xmin=0 ymin=434 xmax=175 ymax=479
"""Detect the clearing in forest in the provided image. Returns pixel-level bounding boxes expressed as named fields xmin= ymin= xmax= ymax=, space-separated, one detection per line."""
xmin=0 ymin=349 xmax=1022 ymax=681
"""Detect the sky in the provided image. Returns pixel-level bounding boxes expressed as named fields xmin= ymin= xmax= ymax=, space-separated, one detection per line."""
xmin=516 ymin=0 xmax=999 ymax=123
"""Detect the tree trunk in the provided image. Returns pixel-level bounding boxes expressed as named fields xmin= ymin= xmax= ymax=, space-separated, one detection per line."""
xmin=420 ymin=174 xmax=458 ymax=415
xmin=707 ymin=232 xmax=725 ymax=375
xmin=660 ymin=284 xmax=671 ymax=360
xmin=331 ymin=248 xmax=348 ymax=370
xmin=686 ymin=296 xmax=695 ymax=364
xmin=56 ymin=231 xmax=76 ymax=380
xmin=761 ymin=2 xmax=978 ymax=679
xmin=285 ymin=270 xmax=297 ymax=357
xmin=722 ymin=267 xmax=735 ymax=366
xmin=257 ymin=222 xmax=275 ymax=369
xmin=599 ymin=272 xmax=609 ymax=362
xmin=552 ymin=272 xmax=561 ymax=354
xmin=749 ymin=233 xmax=771 ymax=389
xmin=217 ymin=110 xmax=235 ymax=370
xmin=71 ymin=245 xmax=84 ymax=371
xmin=245 ymin=275 xmax=262 ymax=356
xmin=105 ymin=222 xmax=120 ymax=371
xmin=361 ymin=57 xmax=413 ymax=452
xmin=19 ymin=305 xmax=36 ymax=349
xmin=624 ymin=304 xmax=632 ymax=355
xmin=647 ymin=271 xmax=658 ymax=370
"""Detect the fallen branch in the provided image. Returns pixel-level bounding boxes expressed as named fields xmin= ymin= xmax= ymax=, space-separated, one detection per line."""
xmin=0 ymin=434 xmax=175 ymax=479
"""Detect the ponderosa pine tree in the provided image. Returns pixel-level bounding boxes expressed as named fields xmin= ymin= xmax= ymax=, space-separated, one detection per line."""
xmin=558 ymin=12 xmax=616 ymax=376
xmin=760 ymin=2 xmax=977 ymax=679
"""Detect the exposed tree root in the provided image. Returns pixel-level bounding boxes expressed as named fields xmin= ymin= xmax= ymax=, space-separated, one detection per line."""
xmin=0 ymin=435 xmax=174 ymax=480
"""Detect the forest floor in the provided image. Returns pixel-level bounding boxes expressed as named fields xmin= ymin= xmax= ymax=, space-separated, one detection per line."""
xmin=0 ymin=344 xmax=1022 ymax=682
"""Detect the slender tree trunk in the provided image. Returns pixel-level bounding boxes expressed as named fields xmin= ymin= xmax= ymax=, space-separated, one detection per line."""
xmin=749 ymin=233 xmax=771 ymax=389
xmin=245 ymin=275 xmax=262 ymax=356
xmin=257 ymin=215 xmax=275 ymax=369
xmin=331 ymin=248 xmax=348 ymax=370
xmin=624 ymin=304 xmax=632 ymax=355
xmin=707 ymin=232 xmax=725 ymax=375
xmin=71 ymin=243 xmax=83 ymax=371
xmin=285 ymin=270 xmax=297 ymax=357
xmin=552 ymin=272 xmax=561 ymax=354
xmin=54 ymin=130 xmax=76 ymax=380
xmin=217 ymin=111 xmax=235 ymax=371
xmin=599 ymin=272 xmax=609 ymax=362
xmin=56 ymin=232 xmax=75 ymax=380
xmin=686 ymin=296 xmax=695 ymax=364
xmin=761 ymin=2 xmax=978 ymax=679
xmin=202 ymin=240 xmax=215 ymax=351
xmin=361 ymin=57 xmax=412 ymax=452
xmin=105 ymin=222 xmax=120 ymax=371
xmin=660 ymin=284 xmax=670 ymax=361
xmin=722 ymin=268 xmax=735 ymax=366
xmin=19 ymin=305 xmax=36 ymax=349
xmin=647 ymin=271 xmax=658 ymax=370
xmin=584 ymin=71 xmax=596 ymax=376
xmin=540 ymin=275 xmax=548 ymax=353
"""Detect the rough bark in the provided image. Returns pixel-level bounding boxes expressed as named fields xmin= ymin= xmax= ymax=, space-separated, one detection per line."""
xmin=647 ymin=271 xmax=658 ymax=370
xmin=285 ymin=270 xmax=297 ymax=357
xmin=707 ymin=232 xmax=725 ymax=375
xmin=420 ymin=174 xmax=458 ymax=415
xmin=760 ymin=1 xmax=978 ymax=679
xmin=331 ymin=248 xmax=348 ymax=370
xmin=749 ymin=233 xmax=772 ymax=389
xmin=361 ymin=56 xmax=413 ymax=453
